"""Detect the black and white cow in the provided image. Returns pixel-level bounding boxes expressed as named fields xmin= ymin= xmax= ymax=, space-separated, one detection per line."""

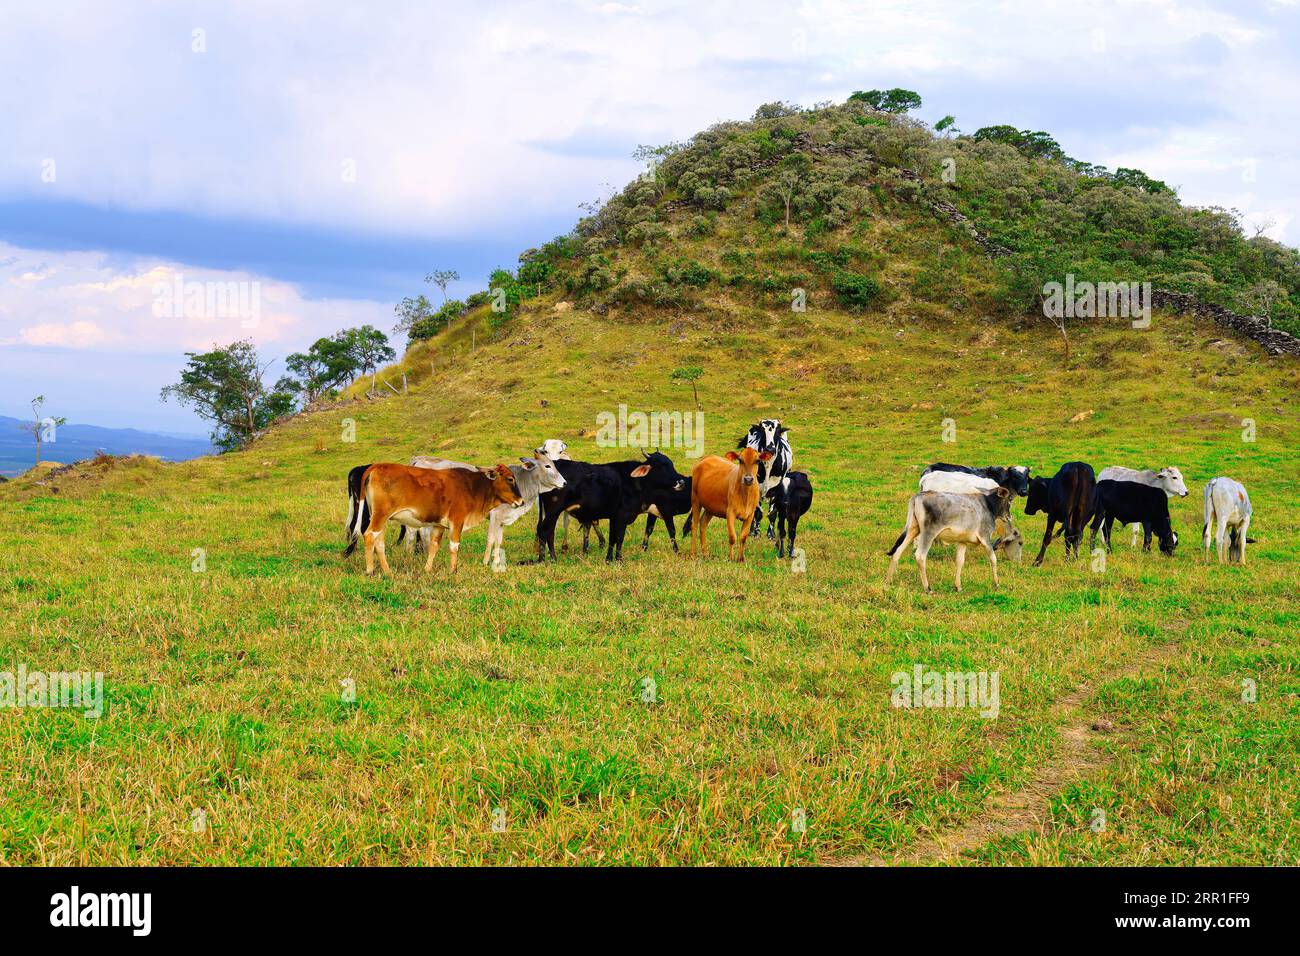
xmin=922 ymin=462 xmax=1032 ymax=497
xmin=767 ymin=471 xmax=813 ymax=558
xmin=1088 ymin=480 xmax=1178 ymax=555
xmin=739 ymin=419 xmax=792 ymax=539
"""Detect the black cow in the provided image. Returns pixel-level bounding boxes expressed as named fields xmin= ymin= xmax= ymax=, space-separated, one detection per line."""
xmin=642 ymin=476 xmax=692 ymax=553
xmin=1089 ymin=480 xmax=1178 ymax=555
xmin=740 ymin=420 xmax=792 ymax=539
xmin=768 ymin=471 xmax=813 ymax=558
xmin=1024 ymin=461 xmax=1096 ymax=565
xmin=535 ymin=451 xmax=686 ymax=562
xmin=923 ymin=462 xmax=1032 ymax=497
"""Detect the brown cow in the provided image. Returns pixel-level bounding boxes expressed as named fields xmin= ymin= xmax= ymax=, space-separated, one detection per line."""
xmin=690 ymin=448 xmax=773 ymax=561
xmin=356 ymin=462 xmax=523 ymax=575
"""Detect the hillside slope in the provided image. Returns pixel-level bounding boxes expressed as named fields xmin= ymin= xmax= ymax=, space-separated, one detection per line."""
xmin=4 ymin=99 xmax=1299 ymax=866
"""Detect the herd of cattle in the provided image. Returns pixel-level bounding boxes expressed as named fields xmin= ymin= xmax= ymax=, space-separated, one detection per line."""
xmin=341 ymin=417 xmax=1256 ymax=591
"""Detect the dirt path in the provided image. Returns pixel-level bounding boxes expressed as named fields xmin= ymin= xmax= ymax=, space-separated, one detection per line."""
xmin=832 ymin=644 xmax=1178 ymax=867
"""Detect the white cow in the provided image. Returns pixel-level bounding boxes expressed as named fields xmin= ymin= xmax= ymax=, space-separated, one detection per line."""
xmin=1099 ymin=465 xmax=1189 ymax=546
xmin=919 ymin=471 xmax=1000 ymax=495
xmin=1202 ymin=477 xmax=1252 ymax=565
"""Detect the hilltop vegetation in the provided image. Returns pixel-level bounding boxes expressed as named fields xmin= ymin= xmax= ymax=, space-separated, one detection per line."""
xmin=423 ymin=95 xmax=1299 ymax=348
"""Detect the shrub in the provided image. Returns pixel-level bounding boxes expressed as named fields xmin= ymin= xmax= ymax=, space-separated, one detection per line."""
xmin=831 ymin=270 xmax=882 ymax=310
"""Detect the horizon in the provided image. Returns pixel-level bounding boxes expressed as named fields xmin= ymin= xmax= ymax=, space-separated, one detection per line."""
xmin=3 ymin=0 xmax=1298 ymax=433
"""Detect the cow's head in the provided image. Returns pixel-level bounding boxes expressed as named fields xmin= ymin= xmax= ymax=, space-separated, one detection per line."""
xmin=483 ymin=464 xmax=524 ymax=507
xmin=520 ymin=455 xmax=566 ymax=492
xmin=1159 ymin=529 xmax=1179 ymax=555
xmin=1024 ymin=477 xmax=1050 ymax=516
xmin=739 ymin=419 xmax=787 ymax=454
xmin=726 ymin=447 xmax=772 ymax=487
xmin=1004 ymin=465 xmax=1032 ymax=497
xmin=632 ymin=450 xmax=687 ymax=492
xmin=993 ymin=526 xmax=1025 ymax=563
xmin=1157 ymin=466 xmax=1189 ymax=498
xmin=535 ymin=438 xmax=570 ymax=461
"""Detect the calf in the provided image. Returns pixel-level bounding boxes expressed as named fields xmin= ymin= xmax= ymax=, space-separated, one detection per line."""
xmin=885 ymin=471 xmax=1001 ymax=557
xmin=739 ymin=420 xmax=792 ymax=539
xmin=923 ymin=462 xmax=1032 ymax=497
xmin=768 ymin=471 xmax=813 ymax=558
xmin=536 ymin=438 xmax=606 ymax=552
xmin=642 ymin=476 xmax=693 ymax=553
xmin=1202 ymin=477 xmax=1252 ymax=564
xmin=690 ymin=448 xmax=773 ymax=561
xmin=1099 ymin=465 xmax=1190 ymax=546
xmin=352 ymin=462 xmax=523 ymax=574
xmin=1024 ymin=462 xmax=1096 ymax=565
xmin=535 ymin=451 xmax=686 ymax=562
xmin=1088 ymin=480 xmax=1178 ymax=555
xmin=885 ymin=489 xmax=1021 ymax=592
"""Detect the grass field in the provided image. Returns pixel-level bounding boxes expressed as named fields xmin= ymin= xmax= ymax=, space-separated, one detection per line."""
xmin=3 ymin=298 xmax=1297 ymax=865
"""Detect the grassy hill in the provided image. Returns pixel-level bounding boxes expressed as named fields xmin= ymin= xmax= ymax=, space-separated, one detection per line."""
xmin=3 ymin=100 xmax=1298 ymax=866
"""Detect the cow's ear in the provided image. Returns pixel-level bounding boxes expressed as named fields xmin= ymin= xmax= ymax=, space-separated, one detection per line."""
xmin=997 ymin=487 xmax=1010 ymax=498
xmin=520 ymin=458 xmax=535 ymax=469
xmin=630 ymin=464 xmax=651 ymax=478
xmin=725 ymin=450 xmax=740 ymax=462
xmin=483 ymin=468 xmax=498 ymax=480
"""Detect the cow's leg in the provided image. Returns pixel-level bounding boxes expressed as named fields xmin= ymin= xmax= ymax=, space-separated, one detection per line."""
xmin=750 ymin=503 xmax=763 ymax=539
xmin=983 ymin=537 xmax=1000 ymax=588
xmin=788 ymin=513 xmax=800 ymax=558
xmin=914 ymin=531 xmax=937 ymax=593
xmin=695 ymin=509 xmax=712 ymax=556
xmin=446 ymin=522 xmax=463 ymax=573
xmin=1216 ymin=515 xmax=1230 ymax=564
xmin=664 ymin=514 xmax=680 ymax=553
xmin=1088 ymin=509 xmax=1104 ymax=553
xmin=885 ymin=516 xmax=918 ymax=584
xmin=367 ymin=517 xmax=391 ymax=576
xmin=605 ymin=516 xmax=623 ymax=562
xmin=425 ymin=526 xmax=445 ymax=572
xmin=1142 ymin=523 xmax=1153 ymax=552
xmin=1101 ymin=516 xmax=1115 ymax=552
xmin=726 ymin=511 xmax=738 ymax=561
xmin=642 ymin=514 xmax=657 ymax=550
xmin=766 ymin=501 xmax=777 ymax=540
xmin=1238 ymin=517 xmax=1249 ymax=565
xmin=953 ymin=543 xmax=967 ymax=592
xmin=1033 ymin=516 xmax=1056 ymax=566
xmin=736 ymin=509 xmax=755 ymax=562
xmin=363 ymin=520 xmax=381 ymax=576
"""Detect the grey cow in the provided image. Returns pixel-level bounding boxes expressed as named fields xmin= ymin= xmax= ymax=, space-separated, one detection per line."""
xmin=885 ymin=488 xmax=1023 ymax=592
xmin=407 ymin=454 xmax=566 ymax=565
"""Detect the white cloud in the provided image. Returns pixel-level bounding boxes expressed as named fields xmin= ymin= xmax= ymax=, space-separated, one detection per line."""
xmin=0 ymin=242 xmax=389 ymax=355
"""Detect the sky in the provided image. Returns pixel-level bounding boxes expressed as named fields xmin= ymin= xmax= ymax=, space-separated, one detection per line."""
xmin=2 ymin=0 xmax=1297 ymax=433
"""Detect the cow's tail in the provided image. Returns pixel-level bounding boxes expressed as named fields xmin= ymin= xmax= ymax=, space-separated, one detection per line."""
xmin=885 ymin=529 xmax=908 ymax=556
xmin=1201 ymin=480 xmax=1215 ymax=546
xmin=343 ymin=466 xmax=372 ymax=557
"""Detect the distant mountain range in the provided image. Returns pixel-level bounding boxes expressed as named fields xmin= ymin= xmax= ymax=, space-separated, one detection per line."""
xmin=0 ymin=416 xmax=215 ymax=477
